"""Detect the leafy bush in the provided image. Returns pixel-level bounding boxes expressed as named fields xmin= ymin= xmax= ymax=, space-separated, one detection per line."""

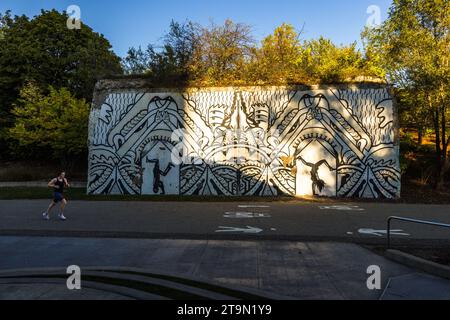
xmin=7 ymin=83 xmax=89 ymax=161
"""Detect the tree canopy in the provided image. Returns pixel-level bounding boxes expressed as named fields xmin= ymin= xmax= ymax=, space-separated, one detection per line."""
xmin=363 ymin=0 xmax=450 ymax=187
xmin=7 ymin=82 xmax=90 ymax=160
xmin=122 ymin=20 xmax=382 ymax=86
xmin=0 ymin=9 xmax=122 ymax=129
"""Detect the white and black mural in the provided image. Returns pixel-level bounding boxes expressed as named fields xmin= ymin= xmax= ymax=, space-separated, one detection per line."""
xmin=87 ymin=85 xmax=400 ymax=198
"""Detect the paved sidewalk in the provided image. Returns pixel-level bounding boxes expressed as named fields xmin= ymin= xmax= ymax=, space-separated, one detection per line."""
xmin=1 ymin=236 xmax=450 ymax=299
xmin=381 ymin=273 xmax=450 ymax=300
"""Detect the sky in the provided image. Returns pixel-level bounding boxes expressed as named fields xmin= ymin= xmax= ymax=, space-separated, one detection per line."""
xmin=0 ymin=0 xmax=392 ymax=58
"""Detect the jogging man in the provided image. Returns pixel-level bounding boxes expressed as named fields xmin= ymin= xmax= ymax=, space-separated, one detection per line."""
xmin=42 ymin=171 xmax=70 ymax=221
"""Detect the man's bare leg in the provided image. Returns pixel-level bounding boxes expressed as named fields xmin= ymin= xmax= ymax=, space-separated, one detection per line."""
xmin=43 ymin=201 xmax=56 ymax=220
xmin=60 ymin=199 xmax=67 ymax=213
xmin=59 ymin=199 xmax=67 ymax=220
xmin=46 ymin=202 xmax=56 ymax=215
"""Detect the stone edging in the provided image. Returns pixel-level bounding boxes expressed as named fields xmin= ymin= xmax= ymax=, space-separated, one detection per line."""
xmin=94 ymin=78 xmax=388 ymax=94
xmin=0 ymin=266 xmax=294 ymax=300
xmin=385 ymin=249 xmax=450 ymax=281
xmin=0 ymin=277 xmax=161 ymax=300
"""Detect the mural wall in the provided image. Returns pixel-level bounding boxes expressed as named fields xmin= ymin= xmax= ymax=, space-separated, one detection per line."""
xmin=87 ymin=84 xmax=400 ymax=198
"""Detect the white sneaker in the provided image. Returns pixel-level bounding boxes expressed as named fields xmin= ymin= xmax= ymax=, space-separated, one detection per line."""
xmin=58 ymin=214 xmax=67 ymax=221
xmin=42 ymin=212 xmax=50 ymax=220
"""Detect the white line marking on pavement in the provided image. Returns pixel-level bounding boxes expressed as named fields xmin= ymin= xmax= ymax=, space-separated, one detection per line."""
xmin=319 ymin=205 xmax=365 ymax=211
xmin=238 ymin=205 xmax=270 ymax=208
xmin=224 ymin=212 xmax=271 ymax=219
xmin=215 ymin=226 xmax=263 ymax=234
xmin=358 ymin=228 xmax=410 ymax=237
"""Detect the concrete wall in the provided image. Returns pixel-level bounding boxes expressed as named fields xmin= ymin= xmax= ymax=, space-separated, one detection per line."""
xmin=87 ymin=81 xmax=400 ymax=198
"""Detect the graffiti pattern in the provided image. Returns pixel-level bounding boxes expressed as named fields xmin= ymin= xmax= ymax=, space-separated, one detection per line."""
xmin=87 ymin=87 xmax=400 ymax=198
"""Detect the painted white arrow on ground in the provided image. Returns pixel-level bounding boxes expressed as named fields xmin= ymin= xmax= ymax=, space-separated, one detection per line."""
xmin=215 ymin=226 xmax=263 ymax=234
xmin=224 ymin=212 xmax=272 ymax=219
xmin=358 ymin=229 xmax=410 ymax=237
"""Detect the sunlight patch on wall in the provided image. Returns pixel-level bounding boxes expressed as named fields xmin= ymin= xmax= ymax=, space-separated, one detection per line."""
xmin=87 ymin=85 xmax=400 ymax=199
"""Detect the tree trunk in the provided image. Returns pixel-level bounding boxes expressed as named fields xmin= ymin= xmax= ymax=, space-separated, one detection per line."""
xmin=418 ymin=126 xmax=423 ymax=145
xmin=433 ymin=103 xmax=444 ymax=190
xmin=437 ymin=85 xmax=449 ymax=189
xmin=442 ymin=100 xmax=447 ymax=162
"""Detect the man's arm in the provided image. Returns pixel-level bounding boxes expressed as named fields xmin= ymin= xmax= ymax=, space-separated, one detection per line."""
xmin=64 ymin=178 xmax=70 ymax=188
xmin=48 ymin=178 xmax=56 ymax=188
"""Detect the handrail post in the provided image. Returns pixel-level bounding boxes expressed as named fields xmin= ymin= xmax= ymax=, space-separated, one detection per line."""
xmin=387 ymin=217 xmax=391 ymax=248
xmin=386 ymin=216 xmax=450 ymax=249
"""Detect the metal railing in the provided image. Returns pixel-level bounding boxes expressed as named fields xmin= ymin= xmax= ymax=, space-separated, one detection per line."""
xmin=387 ymin=216 xmax=450 ymax=248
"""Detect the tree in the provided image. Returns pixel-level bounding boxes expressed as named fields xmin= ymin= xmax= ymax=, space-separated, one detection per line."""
xmin=7 ymin=82 xmax=90 ymax=164
xmin=123 ymin=20 xmax=201 ymax=84
xmin=198 ymin=19 xmax=255 ymax=85
xmin=160 ymin=20 xmax=202 ymax=80
xmin=122 ymin=45 xmax=152 ymax=75
xmin=0 ymin=9 xmax=122 ymax=142
xmin=123 ymin=19 xmax=381 ymax=87
xmin=363 ymin=0 xmax=450 ymax=188
xmin=123 ymin=19 xmax=255 ymax=86
xmin=301 ymin=37 xmax=366 ymax=83
xmin=0 ymin=13 xmax=5 ymax=40
xmin=249 ymin=23 xmax=304 ymax=84
xmin=396 ymin=88 xmax=431 ymax=145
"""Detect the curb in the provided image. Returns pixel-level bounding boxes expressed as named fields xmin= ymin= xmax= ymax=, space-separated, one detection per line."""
xmin=85 ymin=270 xmax=237 ymax=300
xmin=385 ymin=249 xmax=450 ymax=281
xmin=0 ymin=277 xmax=162 ymax=300
xmin=0 ymin=266 xmax=293 ymax=300
xmin=87 ymin=266 xmax=294 ymax=300
xmin=1 ymin=231 xmax=450 ymax=247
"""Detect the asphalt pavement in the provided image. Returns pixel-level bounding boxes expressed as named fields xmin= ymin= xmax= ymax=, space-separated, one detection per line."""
xmin=1 ymin=200 xmax=450 ymax=299
xmin=0 ymin=200 xmax=449 ymax=243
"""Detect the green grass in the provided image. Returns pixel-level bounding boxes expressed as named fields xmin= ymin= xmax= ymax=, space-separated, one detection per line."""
xmin=0 ymin=187 xmax=87 ymax=200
